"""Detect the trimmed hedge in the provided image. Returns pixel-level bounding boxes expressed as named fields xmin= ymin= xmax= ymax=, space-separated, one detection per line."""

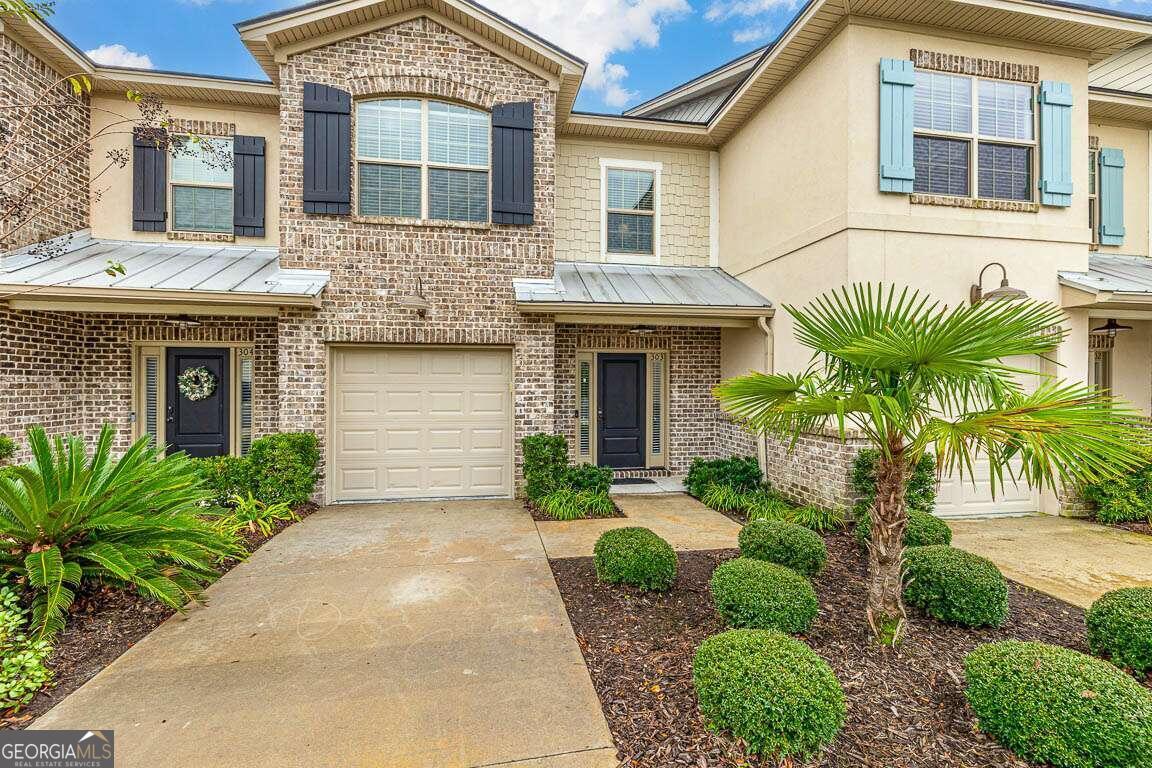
xmin=563 ymin=463 xmax=613 ymax=495
xmin=964 ymin=641 xmax=1152 ymax=768
xmin=686 ymin=456 xmax=761 ymax=498
xmin=693 ymin=629 xmax=845 ymax=760
xmin=593 ymin=527 xmax=677 ymax=591
xmin=522 ymin=433 xmax=569 ymax=500
xmin=1087 ymin=588 xmax=1152 ymax=675
xmin=902 ymin=545 xmax=1008 ymax=628
xmin=855 ymin=508 xmax=952 ymax=549
xmin=738 ymin=519 xmax=827 ymax=577
xmin=851 ymin=449 xmax=937 ymax=521
xmin=1082 ymin=462 xmax=1152 ymax=524
xmin=197 ymin=432 xmax=320 ymax=507
xmin=711 ymin=557 xmax=819 ymax=634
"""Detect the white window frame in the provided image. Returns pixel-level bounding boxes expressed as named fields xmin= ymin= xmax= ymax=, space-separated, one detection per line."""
xmin=600 ymin=158 xmax=662 ymax=265
xmin=169 ymin=135 xmax=234 ymax=234
xmin=1089 ymin=146 xmax=1100 ymax=249
xmin=913 ymin=74 xmax=1038 ymax=203
xmin=355 ymin=98 xmax=491 ymax=223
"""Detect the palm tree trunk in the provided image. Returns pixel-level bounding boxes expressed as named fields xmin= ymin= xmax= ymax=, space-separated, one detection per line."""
xmin=867 ymin=440 xmax=908 ymax=644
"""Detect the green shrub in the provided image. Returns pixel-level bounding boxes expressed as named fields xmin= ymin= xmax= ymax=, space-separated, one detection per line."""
xmin=1087 ymin=588 xmax=1152 ymax=675
xmin=711 ymin=557 xmax=819 ymax=633
xmin=0 ymin=425 xmax=241 ymax=639
xmin=1082 ymin=462 xmax=1152 ymax=524
xmin=693 ymin=629 xmax=845 ymax=760
xmin=593 ymin=527 xmax=677 ymax=591
xmin=522 ymin=433 xmax=569 ymax=500
xmin=744 ymin=493 xmax=794 ymax=523
xmin=964 ymin=641 xmax=1152 ymax=768
xmin=197 ymin=454 xmax=256 ymax=506
xmin=537 ymin=488 xmax=616 ymax=521
xmin=0 ymin=434 xmax=15 ymax=464
xmin=246 ymin=432 xmax=320 ymax=507
xmin=213 ymin=493 xmax=298 ymax=538
xmin=786 ymin=504 xmax=846 ymax=533
xmin=0 ymin=583 xmax=53 ymax=711
xmin=562 ymin=463 xmax=613 ymax=495
xmin=902 ymin=545 xmax=1008 ymax=627
xmin=852 ymin=449 xmax=937 ymax=521
xmin=738 ymin=520 xmax=827 ymax=577
xmin=686 ymin=456 xmax=761 ymax=498
xmin=855 ymin=508 xmax=952 ymax=549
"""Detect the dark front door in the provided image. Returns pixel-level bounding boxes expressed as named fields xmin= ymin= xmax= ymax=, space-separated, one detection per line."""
xmin=598 ymin=353 xmax=646 ymax=469
xmin=166 ymin=347 xmax=230 ymax=458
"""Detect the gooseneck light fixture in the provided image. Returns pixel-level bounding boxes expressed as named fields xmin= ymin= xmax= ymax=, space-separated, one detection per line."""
xmin=970 ymin=262 xmax=1029 ymax=305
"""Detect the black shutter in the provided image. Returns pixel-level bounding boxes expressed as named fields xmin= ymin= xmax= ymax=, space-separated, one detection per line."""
xmin=303 ymin=83 xmax=351 ymax=215
xmin=132 ymin=128 xmax=167 ymax=232
xmin=233 ymin=135 xmax=266 ymax=237
xmin=491 ymin=102 xmax=534 ymax=225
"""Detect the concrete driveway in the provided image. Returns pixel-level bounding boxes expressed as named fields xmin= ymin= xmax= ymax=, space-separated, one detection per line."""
xmin=31 ymin=500 xmax=617 ymax=768
xmin=949 ymin=515 xmax=1152 ymax=608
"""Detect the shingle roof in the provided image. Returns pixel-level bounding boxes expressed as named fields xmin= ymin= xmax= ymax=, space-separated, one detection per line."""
xmin=1059 ymin=253 xmax=1152 ymax=295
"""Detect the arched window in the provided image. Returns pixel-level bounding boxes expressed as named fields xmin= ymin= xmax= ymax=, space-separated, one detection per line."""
xmin=356 ymin=98 xmax=490 ymax=223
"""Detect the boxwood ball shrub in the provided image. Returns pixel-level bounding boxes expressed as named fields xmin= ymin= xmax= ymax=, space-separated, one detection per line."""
xmin=855 ymin=508 xmax=952 ymax=549
xmin=711 ymin=557 xmax=819 ymax=634
xmin=738 ymin=519 xmax=827 ymax=577
xmin=1087 ymin=588 xmax=1152 ymax=675
xmin=964 ymin=641 xmax=1152 ymax=768
xmin=693 ymin=629 xmax=845 ymax=761
xmin=593 ymin=527 xmax=677 ymax=591
xmin=902 ymin=545 xmax=1008 ymax=627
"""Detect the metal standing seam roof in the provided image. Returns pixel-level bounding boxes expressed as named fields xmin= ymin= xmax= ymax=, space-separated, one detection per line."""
xmin=0 ymin=233 xmax=330 ymax=300
xmin=1059 ymin=254 xmax=1152 ymax=295
xmin=514 ymin=261 xmax=772 ymax=310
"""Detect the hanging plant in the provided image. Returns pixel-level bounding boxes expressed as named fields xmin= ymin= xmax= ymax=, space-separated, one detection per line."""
xmin=177 ymin=366 xmax=217 ymax=402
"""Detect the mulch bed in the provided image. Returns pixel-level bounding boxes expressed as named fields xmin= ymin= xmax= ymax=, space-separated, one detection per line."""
xmin=1108 ymin=520 xmax=1152 ymax=538
xmin=526 ymin=499 xmax=626 ymax=522
xmin=550 ymin=532 xmax=1152 ymax=768
xmin=1 ymin=502 xmax=317 ymax=729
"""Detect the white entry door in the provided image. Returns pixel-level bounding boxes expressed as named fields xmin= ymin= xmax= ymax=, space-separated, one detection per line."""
xmin=329 ymin=347 xmax=513 ymax=501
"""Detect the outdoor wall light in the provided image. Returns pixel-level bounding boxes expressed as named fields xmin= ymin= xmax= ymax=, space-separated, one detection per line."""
xmin=1091 ymin=318 xmax=1133 ymax=338
xmin=970 ymin=262 xmax=1029 ymax=305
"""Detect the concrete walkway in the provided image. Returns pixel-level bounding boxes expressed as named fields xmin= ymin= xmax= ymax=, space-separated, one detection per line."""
xmin=32 ymin=501 xmax=617 ymax=768
xmin=949 ymin=515 xmax=1152 ymax=608
xmin=536 ymin=493 xmax=741 ymax=558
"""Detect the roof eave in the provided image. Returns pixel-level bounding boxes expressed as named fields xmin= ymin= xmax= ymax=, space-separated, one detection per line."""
xmin=0 ymin=285 xmax=324 ymax=308
xmin=516 ymin=301 xmax=774 ymax=318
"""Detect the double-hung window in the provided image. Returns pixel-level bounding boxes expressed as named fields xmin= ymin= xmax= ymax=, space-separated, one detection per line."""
xmin=602 ymin=161 xmax=660 ymax=261
xmin=1088 ymin=148 xmax=1100 ymax=247
xmin=171 ymin=137 xmax=234 ymax=233
xmin=356 ymin=98 xmax=490 ymax=223
xmin=913 ymin=72 xmax=1036 ymax=202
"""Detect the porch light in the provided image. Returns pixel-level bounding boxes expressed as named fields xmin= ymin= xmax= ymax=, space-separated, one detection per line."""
xmin=628 ymin=325 xmax=657 ymax=335
xmin=1091 ymin=318 xmax=1133 ymax=338
xmin=970 ymin=262 xmax=1029 ymax=305
xmin=163 ymin=315 xmax=202 ymax=329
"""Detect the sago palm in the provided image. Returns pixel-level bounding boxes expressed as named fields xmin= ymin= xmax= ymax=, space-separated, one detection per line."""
xmin=0 ymin=425 xmax=241 ymax=639
xmin=716 ymin=284 xmax=1144 ymax=642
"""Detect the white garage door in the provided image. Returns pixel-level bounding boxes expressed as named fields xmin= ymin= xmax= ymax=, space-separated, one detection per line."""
xmin=330 ymin=347 xmax=512 ymax=501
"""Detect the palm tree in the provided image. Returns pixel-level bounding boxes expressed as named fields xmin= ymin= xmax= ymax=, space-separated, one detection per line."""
xmin=716 ymin=284 xmax=1144 ymax=642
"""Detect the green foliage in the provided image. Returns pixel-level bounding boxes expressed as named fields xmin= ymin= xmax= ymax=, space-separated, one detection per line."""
xmin=196 ymin=433 xmax=319 ymax=508
xmin=855 ymin=508 xmax=952 ymax=549
xmin=593 ymin=527 xmax=677 ymax=591
xmin=1082 ymin=462 xmax=1152 ymax=524
xmin=685 ymin=456 xmax=761 ymax=498
xmin=0 ymin=435 xmax=15 ymax=465
xmin=693 ymin=629 xmax=845 ymax=760
xmin=710 ymin=557 xmax=819 ymax=633
xmin=902 ymin=545 xmax=1008 ymax=628
xmin=536 ymin=488 xmax=616 ymax=521
xmin=214 ymin=493 xmax=298 ymax=538
xmin=561 ymin=463 xmax=613 ymax=495
xmin=1087 ymin=588 xmax=1152 ymax=675
xmin=0 ymin=425 xmax=241 ymax=639
xmin=0 ymin=583 xmax=53 ymax=712
xmin=700 ymin=483 xmax=753 ymax=513
xmin=786 ymin=504 xmax=846 ymax=533
xmin=964 ymin=641 xmax=1152 ymax=768
xmin=738 ymin=519 xmax=827 ymax=577
xmin=521 ymin=434 xmax=570 ymax=501
xmin=197 ymin=455 xmax=255 ymax=506
xmin=852 ymin=449 xmax=937 ymax=521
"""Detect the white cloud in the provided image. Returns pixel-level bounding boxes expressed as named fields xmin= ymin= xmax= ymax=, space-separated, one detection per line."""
xmin=731 ymin=25 xmax=773 ymax=44
xmin=704 ymin=0 xmax=798 ymax=43
xmin=85 ymin=44 xmax=154 ymax=69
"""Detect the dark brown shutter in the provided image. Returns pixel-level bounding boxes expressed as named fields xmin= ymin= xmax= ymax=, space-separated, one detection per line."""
xmin=490 ymin=102 xmax=534 ymax=225
xmin=302 ymin=83 xmax=351 ymax=215
xmin=132 ymin=128 xmax=167 ymax=232
xmin=233 ymin=135 xmax=266 ymax=237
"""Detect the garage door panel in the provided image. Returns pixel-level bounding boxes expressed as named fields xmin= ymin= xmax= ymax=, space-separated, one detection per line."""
xmin=471 ymin=428 xmax=505 ymax=451
xmin=430 ymin=353 xmax=466 ymax=376
xmin=340 ymin=430 xmax=378 ymax=453
xmin=339 ymin=390 xmax=378 ymax=416
xmin=382 ymin=350 xmax=422 ymax=376
xmin=339 ymin=468 xmax=379 ymax=492
xmin=383 ymin=390 xmax=422 ymax=415
xmin=383 ymin=429 xmax=422 ymax=453
xmin=429 ymin=429 xmax=464 ymax=451
xmin=428 ymin=391 xmax=466 ymax=415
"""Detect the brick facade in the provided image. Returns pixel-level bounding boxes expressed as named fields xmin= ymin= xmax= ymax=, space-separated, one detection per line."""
xmin=763 ymin=429 xmax=871 ymax=511
xmin=0 ymin=32 xmax=89 ymax=249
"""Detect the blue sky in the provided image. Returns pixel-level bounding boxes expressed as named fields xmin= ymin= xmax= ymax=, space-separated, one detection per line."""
xmin=46 ymin=0 xmax=1152 ymax=112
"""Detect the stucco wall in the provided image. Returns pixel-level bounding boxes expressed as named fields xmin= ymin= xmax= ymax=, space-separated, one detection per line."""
xmin=1110 ymin=319 xmax=1152 ymax=415
xmin=556 ymin=138 xmax=713 ymax=266
xmin=1089 ymin=121 xmax=1149 ymax=258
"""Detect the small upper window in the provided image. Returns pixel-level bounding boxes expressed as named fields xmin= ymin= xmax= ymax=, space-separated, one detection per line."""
xmin=170 ymin=137 xmax=233 ymax=233
xmin=356 ymin=98 xmax=490 ymax=223
xmin=605 ymin=167 xmax=656 ymax=256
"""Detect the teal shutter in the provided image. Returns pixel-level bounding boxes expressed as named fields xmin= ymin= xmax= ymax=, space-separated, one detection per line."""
xmin=1038 ymin=81 xmax=1073 ymax=207
xmin=879 ymin=59 xmax=915 ymax=193
xmin=1099 ymin=148 xmax=1126 ymax=246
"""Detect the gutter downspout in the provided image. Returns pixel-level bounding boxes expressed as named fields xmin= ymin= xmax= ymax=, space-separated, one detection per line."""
xmin=756 ymin=314 xmax=774 ymax=482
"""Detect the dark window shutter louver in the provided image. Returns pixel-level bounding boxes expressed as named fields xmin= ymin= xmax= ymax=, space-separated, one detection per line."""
xmin=491 ymin=102 xmax=534 ymax=225
xmin=303 ymin=82 xmax=352 ymax=215
xmin=132 ymin=128 xmax=167 ymax=232
xmin=233 ymin=135 xmax=266 ymax=237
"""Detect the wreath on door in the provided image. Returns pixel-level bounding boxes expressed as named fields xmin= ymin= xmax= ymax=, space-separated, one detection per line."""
xmin=177 ymin=366 xmax=217 ymax=402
